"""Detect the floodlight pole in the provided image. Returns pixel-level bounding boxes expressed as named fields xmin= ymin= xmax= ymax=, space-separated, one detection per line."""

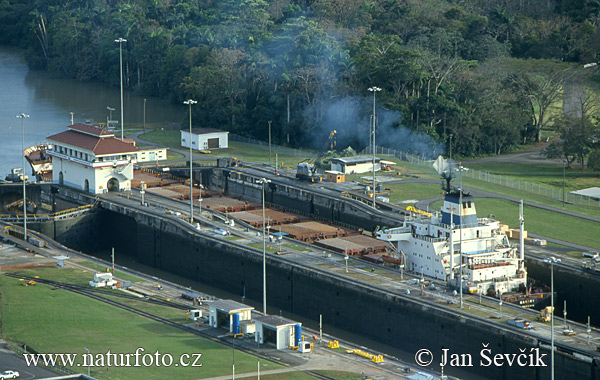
xmin=368 ymin=86 xmax=381 ymax=209
xmin=114 ymin=37 xmax=127 ymax=141
xmin=17 ymin=113 xmax=29 ymax=241
xmin=258 ymin=178 xmax=271 ymax=314
xmin=184 ymin=99 xmax=198 ymax=223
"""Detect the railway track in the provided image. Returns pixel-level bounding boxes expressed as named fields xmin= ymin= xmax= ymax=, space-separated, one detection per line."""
xmin=3 ymin=273 xmax=189 ymax=310
xmin=1 ymin=273 xmax=273 ymax=361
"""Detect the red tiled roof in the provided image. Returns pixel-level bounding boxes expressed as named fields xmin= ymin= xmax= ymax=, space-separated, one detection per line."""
xmin=47 ymin=130 xmax=138 ymax=155
xmin=68 ymin=123 xmax=114 ymax=137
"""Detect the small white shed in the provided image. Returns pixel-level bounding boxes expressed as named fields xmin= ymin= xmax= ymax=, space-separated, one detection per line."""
xmin=330 ymin=156 xmax=381 ymax=174
xmin=254 ymin=315 xmax=302 ymax=350
xmin=181 ymin=128 xmax=229 ymax=150
xmin=208 ymin=300 xmax=254 ymax=334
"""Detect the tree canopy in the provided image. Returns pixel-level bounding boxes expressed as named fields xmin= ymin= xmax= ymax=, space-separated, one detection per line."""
xmin=1 ymin=0 xmax=599 ymax=158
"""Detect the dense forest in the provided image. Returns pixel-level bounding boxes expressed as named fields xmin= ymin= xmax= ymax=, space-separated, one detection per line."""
xmin=1 ymin=0 xmax=599 ymax=161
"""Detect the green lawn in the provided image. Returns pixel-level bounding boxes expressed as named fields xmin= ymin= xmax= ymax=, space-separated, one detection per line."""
xmin=431 ymin=198 xmax=600 ymax=250
xmin=459 ymin=175 xmax=600 ymax=219
xmin=140 ymin=130 xmax=311 ymax=166
xmin=0 ymin=268 xmax=280 ymax=380
xmin=141 ymin=129 xmax=181 ymax=148
xmin=466 ymin=162 xmax=600 ymax=192
xmin=386 ymin=182 xmax=444 ymax=203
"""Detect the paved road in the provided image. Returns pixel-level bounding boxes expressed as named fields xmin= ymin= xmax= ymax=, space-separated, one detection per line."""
xmin=0 ymin=341 xmax=60 ymax=380
xmin=128 ymin=130 xmax=215 ymax=164
xmin=460 ymin=142 xmax=562 ymax=165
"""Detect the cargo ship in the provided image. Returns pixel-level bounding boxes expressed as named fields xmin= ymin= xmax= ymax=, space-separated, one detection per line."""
xmin=375 ymin=157 xmax=550 ymax=308
xmin=24 ymin=144 xmax=53 ymax=182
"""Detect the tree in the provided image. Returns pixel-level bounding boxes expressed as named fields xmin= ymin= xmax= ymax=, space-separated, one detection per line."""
xmin=588 ymin=149 xmax=600 ymax=172
xmin=503 ymin=59 xmax=573 ymax=143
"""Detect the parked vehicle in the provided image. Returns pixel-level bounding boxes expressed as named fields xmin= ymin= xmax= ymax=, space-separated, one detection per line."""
xmin=0 ymin=370 xmax=20 ymax=379
xmin=508 ymin=318 xmax=531 ymax=330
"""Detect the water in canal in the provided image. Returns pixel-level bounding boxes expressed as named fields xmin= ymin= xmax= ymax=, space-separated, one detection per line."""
xmin=0 ymin=46 xmax=184 ymax=177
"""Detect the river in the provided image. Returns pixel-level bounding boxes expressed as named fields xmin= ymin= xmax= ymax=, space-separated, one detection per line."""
xmin=0 ymin=46 xmax=184 ymax=177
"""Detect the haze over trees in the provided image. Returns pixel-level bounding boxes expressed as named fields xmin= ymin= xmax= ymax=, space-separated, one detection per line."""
xmin=1 ymin=0 xmax=599 ymax=159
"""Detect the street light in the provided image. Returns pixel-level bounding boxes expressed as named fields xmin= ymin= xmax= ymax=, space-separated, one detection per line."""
xmin=544 ymin=256 xmax=561 ymax=380
xmin=268 ymin=121 xmax=272 ymax=167
xmin=257 ymin=178 xmax=270 ymax=315
xmin=83 ymin=347 xmax=90 ymax=376
xmin=562 ymin=160 xmax=566 ymax=208
xmin=17 ymin=113 xmax=29 ymax=242
xmin=143 ymin=98 xmax=147 ymax=136
xmin=368 ymin=86 xmax=381 ymax=209
xmin=184 ymin=99 xmax=198 ymax=223
xmin=114 ymin=37 xmax=127 ymax=141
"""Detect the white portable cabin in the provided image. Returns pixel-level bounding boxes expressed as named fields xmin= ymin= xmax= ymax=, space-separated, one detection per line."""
xmin=329 ymin=156 xmax=381 ymax=174
xmin=254 ymin=315 xmax=302 ymax=350
xmin=208 ymin=300 xmax=254 ymax=334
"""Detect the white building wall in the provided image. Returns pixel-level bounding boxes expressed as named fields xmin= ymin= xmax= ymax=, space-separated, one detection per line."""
xmin=52 ymin=158 xmax=134 ymax=194
xmin=53 ymin=158 xmax=95 ymax=191
xmin=181 ymin=131 xmax=229 ymax=150
xmin=137 ymin=148 xmax=167 ymax=162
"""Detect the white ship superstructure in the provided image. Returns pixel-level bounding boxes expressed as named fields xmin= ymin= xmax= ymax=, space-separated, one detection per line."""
xmin=376 ymin=190 xmax=527 ymax=296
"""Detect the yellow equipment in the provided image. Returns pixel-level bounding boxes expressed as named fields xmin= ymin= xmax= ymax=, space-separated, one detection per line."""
xmin=537 ymin=306 xmax=554 ymax=322
xmin=346 ymin=349 xmax=384 ymax=364
xmin=22 ymin=280 xmax=37 ymax=286
xmin=327 ymin=340 xmax=339 ymax=349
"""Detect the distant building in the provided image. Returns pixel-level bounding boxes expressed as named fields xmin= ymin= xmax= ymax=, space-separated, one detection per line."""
xmin=180 ymin=128 xmax=229 ymax=150
xmin=208 ymin=299 xmax=254 ymax=334
xmin=137 ymin=147 xmax=167 ymax=163
xmin=47 ymin=124 xmax=138 ymax=193
xmin=254 ymin=315 xmax=302 ymax=350
xmin=330 ymin=156 xmax=381 ymax=174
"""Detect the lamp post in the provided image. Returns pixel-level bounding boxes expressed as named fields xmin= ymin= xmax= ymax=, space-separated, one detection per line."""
xmin=368 ymin=86 xmax=381 ymax=209
xmin=184 ymin=99 xmax=198 ymax=223
xmin=268 ymin=120 xmax=272 ymax=167
xmin=17 ymin=113 xmax=29 ymax=242
xmin=143 ymin=98 xmax=147 ymax=136
xmin=114 ymin=37 xmax=127 ymax=141
xmin=544 ymin=256 xmax=560 ymax=380
xmin=83 ymin=347 xmax=90 ymax=377
xmin=562 ymin=160 xmax=566 ymax=208
xmin=258 ymin=178 xmax=271 ymax=314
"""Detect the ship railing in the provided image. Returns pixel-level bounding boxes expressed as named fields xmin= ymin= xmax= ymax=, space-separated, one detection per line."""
xmin=411 ymin=233 xmax=446 ymax=243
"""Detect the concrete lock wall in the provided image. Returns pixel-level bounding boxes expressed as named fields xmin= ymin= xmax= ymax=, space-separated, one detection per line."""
xmin=81 ymin=208 xmax=599 ymax=380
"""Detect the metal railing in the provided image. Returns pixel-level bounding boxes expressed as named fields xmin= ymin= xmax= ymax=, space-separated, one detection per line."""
xmin=361 ymin=145 xmax=600 ymax=208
